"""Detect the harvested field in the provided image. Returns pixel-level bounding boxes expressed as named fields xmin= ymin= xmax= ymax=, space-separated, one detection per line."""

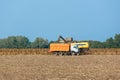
xmin=0 ymin=55 xmax=120 ymax=80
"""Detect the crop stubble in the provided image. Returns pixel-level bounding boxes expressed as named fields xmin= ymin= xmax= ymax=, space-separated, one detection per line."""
xmin=0 ymin=55 xmax=120 ymax=80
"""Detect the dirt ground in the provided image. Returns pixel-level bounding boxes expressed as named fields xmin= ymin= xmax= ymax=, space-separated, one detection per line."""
xmin=0 ymin=55 xmax=120 ymax=80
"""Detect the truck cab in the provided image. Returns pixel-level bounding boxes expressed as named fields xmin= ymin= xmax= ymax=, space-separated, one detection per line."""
xmin=70 ymin=43 xmax=80 ymax=55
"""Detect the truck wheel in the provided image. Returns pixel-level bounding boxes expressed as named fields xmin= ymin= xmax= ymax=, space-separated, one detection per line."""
xmin=77 ymin=53 xmax=80 ymax=56
xmin=53 ymin=52 xmax=59 ymax=56
xmin=64 ymin=52 xmax=67 ymax=56
xmin=71 ymin=51 xmax=75 ymax=56
xmin=59 ymin=52 xmax=64 ymax=56
xmin=62 ymin=52 xmax=65 ymax=56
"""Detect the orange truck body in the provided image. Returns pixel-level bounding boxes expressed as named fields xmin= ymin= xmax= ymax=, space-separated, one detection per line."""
xmin=50 ymin=43 xmax=70 ymax=52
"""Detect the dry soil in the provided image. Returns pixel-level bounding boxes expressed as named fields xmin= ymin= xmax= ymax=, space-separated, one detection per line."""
xmin=0 ymin=55 xmax=120 ymax=80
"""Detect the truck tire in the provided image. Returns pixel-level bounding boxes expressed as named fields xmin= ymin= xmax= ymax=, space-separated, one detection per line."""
xmin=77 ymin=53 xmax=80 ymax=56
xmin=53 ymin=52 xmax=59 ymax=56
xmin=71 ymin=51 xmax=75 ymax=56
xmin=59 ymin=52 xmax=64 ymax=56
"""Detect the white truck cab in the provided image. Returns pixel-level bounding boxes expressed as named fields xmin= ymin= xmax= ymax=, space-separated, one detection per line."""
xmin=70 ymin=44 xmax=79 ymax=53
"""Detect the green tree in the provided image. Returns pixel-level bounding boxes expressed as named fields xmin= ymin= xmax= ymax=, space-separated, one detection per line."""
xmin=15 ymin=36 xmax=30 ymax=48
xmin=0 ymin=39 xmax=7 ymax=48
xmin=105 ymin=37 xmax=114 ymax=48
xmin=89 ymin=40 xmax=105 ymax=48
xmin=6 ymin=36 xmax=17 ymax=48
xmin=0 ymin=36 xmax=30 ymax=48
xmin=31 ymin=37 xmax=49 ymax=48
xmin=114 ymin=34 xmax=120 ymax=48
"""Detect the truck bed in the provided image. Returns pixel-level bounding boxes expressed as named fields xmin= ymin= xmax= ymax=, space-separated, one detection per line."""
xmin=50 ymin=43 xmax=70 ymax=52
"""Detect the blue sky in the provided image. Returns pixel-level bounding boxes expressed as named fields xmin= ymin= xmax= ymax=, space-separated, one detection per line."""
xmin=0 ymin=0 xmax=120 ymax=41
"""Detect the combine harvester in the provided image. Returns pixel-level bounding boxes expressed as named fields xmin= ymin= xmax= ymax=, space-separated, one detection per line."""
xmin=49 ymin=36 xmax=89 ymax=55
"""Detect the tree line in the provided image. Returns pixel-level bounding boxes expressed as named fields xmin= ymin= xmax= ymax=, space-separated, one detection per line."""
xmin=89 ymin=34 xmax=120 ymax=48
xmin=0 ymin=34 xmax=120 ymax=48
xmin=0 ymin=36 xmax=49 ymax=48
